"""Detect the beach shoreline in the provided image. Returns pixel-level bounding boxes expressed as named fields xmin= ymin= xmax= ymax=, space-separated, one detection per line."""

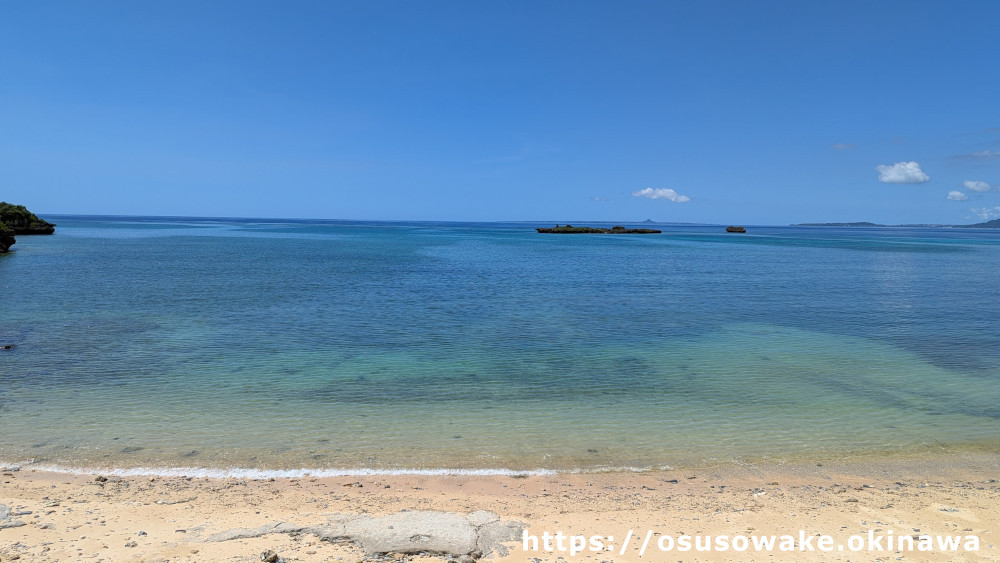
xmin=5 ymin=438 xmax=999 ymax=480
xmin=2 ymin=452 xmax=997 ymax=562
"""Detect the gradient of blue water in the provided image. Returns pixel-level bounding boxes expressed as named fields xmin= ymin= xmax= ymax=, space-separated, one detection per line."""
xmin=1 ymin=217 xmax=998 ymax=473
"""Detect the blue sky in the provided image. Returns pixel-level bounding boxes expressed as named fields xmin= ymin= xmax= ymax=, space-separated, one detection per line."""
xmin=2 ymin=1 xmax=999 ymax=224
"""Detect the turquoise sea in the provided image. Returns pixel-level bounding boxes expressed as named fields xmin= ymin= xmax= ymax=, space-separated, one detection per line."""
xmin=1 ymin=216 xmax=999 ymax=476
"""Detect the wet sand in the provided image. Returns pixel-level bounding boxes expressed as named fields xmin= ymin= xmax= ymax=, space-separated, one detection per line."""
xmin=1 ymin=453 xmax=998 ymax=562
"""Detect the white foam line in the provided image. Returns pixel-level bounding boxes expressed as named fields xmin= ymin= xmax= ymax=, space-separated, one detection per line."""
xmin=2 ymin=460 xmax=673 ymax=479
xmin=13 ymin=463 xmax=555 ymax=479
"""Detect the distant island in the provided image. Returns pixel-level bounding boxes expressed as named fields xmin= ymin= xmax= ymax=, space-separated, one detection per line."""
xmin=0 ymin=202 xmax=57 ymax=253
xmin=536 ymin=224 xmax=661 ymax=234
xmin=795 ymin=219 xmax=1000 ymax=229
xmin=964 ymin=219 xmax=1000 ymax=228
xmin=795 ymin=222 xmax=885 ymax=227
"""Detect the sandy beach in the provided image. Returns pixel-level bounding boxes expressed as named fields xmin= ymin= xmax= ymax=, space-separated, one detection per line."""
xmin=1 ymin=452 xmax=997 ymax=562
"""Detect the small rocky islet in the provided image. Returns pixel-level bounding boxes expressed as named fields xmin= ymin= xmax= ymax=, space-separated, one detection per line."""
xmin=536 ymin=224 xmax=661 ymax=234
xmin=0 ymin=202 xmax=56 ymax=253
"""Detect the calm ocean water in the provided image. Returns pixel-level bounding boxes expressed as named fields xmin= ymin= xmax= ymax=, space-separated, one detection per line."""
xmin=2 ymin=216 xmax=999 ymax=476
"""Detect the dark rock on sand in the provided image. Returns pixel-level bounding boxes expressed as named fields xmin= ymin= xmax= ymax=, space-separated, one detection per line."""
xmin=0 ymin=503 xmax=26 ymax=529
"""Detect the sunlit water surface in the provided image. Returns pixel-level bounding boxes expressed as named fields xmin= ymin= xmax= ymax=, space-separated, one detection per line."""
xmin=1 ymin=217 xmax=998 ymax=475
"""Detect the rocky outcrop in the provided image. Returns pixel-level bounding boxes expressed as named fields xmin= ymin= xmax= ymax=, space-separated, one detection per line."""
xmin=0 ymin=202 xmax=56 ymax=253
xmin=537 ymin=224 xmax=661 ymax=234
xmin=0 ymin=503 xmax=27 ymax=529
xmin=201 ymin=510 xmax=524 ymax=558
xmin=0 ymin=202 xmax=56 ymax=234
xmin=0 ymin=222 xmax=14 ymax=253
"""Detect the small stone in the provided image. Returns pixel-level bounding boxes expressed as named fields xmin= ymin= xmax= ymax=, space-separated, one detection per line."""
xmin=125 ymin=541 xmax=138 ymax=548
xmin=261 ymin=549 xmax=279 ymax=562
xmin=94 ymin=476 xmax=108 ymax=483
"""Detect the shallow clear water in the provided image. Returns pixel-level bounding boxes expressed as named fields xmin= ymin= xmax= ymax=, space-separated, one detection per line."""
xmin=1 ymin=217 xmax=999 ymax=475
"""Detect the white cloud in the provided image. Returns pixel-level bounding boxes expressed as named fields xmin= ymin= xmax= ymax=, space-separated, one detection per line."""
xmin=875 ymin=161 xmax=930 ymax=184
xmin=831 ymin=143 xmax=857 ymax=150
xmin=963 ymin=180 xmax=991 ymax=192
xmin=971 ymin=206 xmax=1000 ymax=220
xmin=631 ymin=187 xmax=691 ymax=202
xmin=947 ymin=191 xmax=969 ymax=201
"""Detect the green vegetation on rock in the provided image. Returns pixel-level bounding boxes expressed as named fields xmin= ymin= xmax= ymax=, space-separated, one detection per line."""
xmin=0 ymin=202 xmax=56 ymax=234
xmin=0 ymin=221 xmax=14 ymax=253
xmin=0 ymin=202 xmax=56 ymax=253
